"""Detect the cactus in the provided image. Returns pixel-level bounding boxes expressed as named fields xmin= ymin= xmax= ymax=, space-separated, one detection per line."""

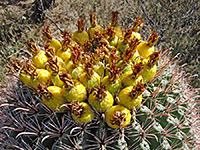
xmin=0 ymin=12 xmax=199 ymax=150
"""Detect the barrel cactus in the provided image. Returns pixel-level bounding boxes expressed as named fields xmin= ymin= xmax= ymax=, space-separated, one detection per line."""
xmin=0 ymin=11 xmax=199 ymax=150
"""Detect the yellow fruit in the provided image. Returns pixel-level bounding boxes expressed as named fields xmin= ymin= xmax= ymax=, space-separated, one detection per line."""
xmin=131 ymin=50 xmax=142 ymax=64
xmin=88 ymin=12 xmax=103 ymax=39
xmin=117 ymin=86 xmax=143 ymax=109
xmin=65 ymin=60 xmax=74 ymax=73
xmin=51 ymin=73 xmax=64 ymax=87
xmin=117 ymin=40 xmax=129 ymax=52
xmin=88 ymin=86 xmax=114 ymax=112
xmin=32 ymin=50 xmax=48 ymax=69
xmin=105 ymin=26 xmax=119 ymax=47
xmin=88 ymin=25 xmax=103 ymax=39
xmin=131 ymin=32 xmax=142 ymax=41
xmin=47 ymin=38 xmax=61 ymax=53
xmin=111 ymin=11 xmax=122 ymax=37
xmin=56 ymin=47 xmax=71 ymax=65
xmin=117 ymin=39 xmax=141 ymax=71
xmin=62 ymin=80 xmax=87 ymax=103
xmin=136 ymin=41 xmax=155 ymax=59
xmin=116 ymin=60 xmax=132 ymax=73
xmin=142 ymin=64 xmax=157 ymax=83
xmin=26 ymin=40 xmax=48 ymax=69
xmin=45 ymin=57 xmax=65 ymax=74
xmin=93 ymin=61 xmax=104 ymax=77
xmin=19 ymin=72 xmax=32 ymax=87
xmin=121 ymin=73 xmax=143 ymax=87
xmin=71 ymin=65 xmax=84 ymax=79
xmin=79 ymin=71 xmax=100 ymax=90
xmin=55 ymin=56 xmax=65 ymax=70
xmin=141 ymin=51 xmax=160 ymax=83
xmin=71 ymin=101 xmax=94 ymax=124
xmin=80 ymin=71 xmax=100 ymax=89
xmin=45 ymin=57 xmax=66 ymax=87
xmin=120 ymin=62 xmax=144 ymax=87
xmin=72 ymin=18 xmax=89 ymax=45
xmin=131 ymin=17 xmax=144 ymax=41
xmin=102 ymin=64 xmax=122 ymax=94
xmin=73 ymin=31 xmax=89 ymax=46
xmin=79 ymin=62 xmax=100 ymax=90
xmin=31 ymin=69 xmax=51 ymax=89
xmin=102 ymin=76 xmax=122 ymax=94
xmin=41 ymin=26 xmax=61 ymax=53
xmin=117 ymin=28 xmax=132 ymax=52
xmin=39 ymin=85 xmax=65 ymax=111
xmin=105 ymin=105 xmax=131 ymax=128
xmin=114 ymin=26 xmax=122 ymax=37
xmin=117 ymin=81 xmax=145 ymax=109
xmin=109 ymin=36 xmax=118 ymax=47
xmin=68 ymin=45 xmax=84 ymax=75
xmin=137 ymin=30 xmax=159 ymax=59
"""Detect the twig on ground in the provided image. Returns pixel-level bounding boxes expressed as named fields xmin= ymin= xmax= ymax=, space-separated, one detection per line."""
xmin=140 ymin=0 xmax=155 ymax=27
xmin=44 ymin=13 xmax=63 ymax=33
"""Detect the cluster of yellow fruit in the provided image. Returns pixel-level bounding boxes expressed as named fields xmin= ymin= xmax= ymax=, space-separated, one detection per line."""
xmin=8 ymin=11 xmax=159 ymax=129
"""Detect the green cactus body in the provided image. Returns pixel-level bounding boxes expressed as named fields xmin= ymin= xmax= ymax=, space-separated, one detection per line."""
xmin=1 ymin=11 xmax=198 ymax=150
